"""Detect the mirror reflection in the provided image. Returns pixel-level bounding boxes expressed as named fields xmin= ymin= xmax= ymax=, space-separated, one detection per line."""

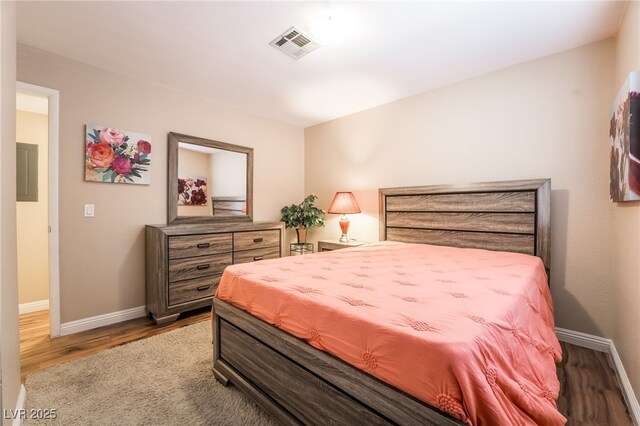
xmin=167 ymin=132 xmax=252 ymax=224
xmin=177 ymin=142 xmax=247 ymax=217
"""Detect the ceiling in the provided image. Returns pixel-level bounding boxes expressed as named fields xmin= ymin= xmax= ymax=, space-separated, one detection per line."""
xmin=16 ymin=1 xmax=626 ymax=128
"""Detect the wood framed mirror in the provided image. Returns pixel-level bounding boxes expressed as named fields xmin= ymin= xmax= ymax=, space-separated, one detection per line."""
xmin=168 ymin=132 xmax=253 ymax=224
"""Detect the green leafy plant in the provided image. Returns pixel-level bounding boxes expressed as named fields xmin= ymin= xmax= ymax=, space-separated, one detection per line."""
xmin=280 ymin=194 xmax=325 ymax=229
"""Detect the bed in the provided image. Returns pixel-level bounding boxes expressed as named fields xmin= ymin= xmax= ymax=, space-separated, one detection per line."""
xmin=212 ymin=179 xmax=562 ymax=425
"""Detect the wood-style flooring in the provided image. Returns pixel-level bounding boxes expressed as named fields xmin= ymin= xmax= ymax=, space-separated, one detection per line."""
xmin=557 ymin=342 xmax=632 ymax=425
xmin=20 ymin=310 xmax=632 ymax=425
xmin=19 ymin=307 xmax=211 ymax=382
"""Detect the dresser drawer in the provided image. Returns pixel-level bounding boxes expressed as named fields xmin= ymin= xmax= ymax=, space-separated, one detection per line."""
xmin=233 ymin=246 xmax=281 ymax=264
xmin=234 ymin=230 xmax=280 ymax=251
xmin=168 ymin=233 xmax=232 ymax=260
xmin=168 ymin=275 xmax=220 ymax=306
xmin=169 ymin=253 xmax=232 ymax=282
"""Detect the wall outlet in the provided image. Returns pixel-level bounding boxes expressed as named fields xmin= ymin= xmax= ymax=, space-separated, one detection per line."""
xmin=84 ymin=204 xmax=95 ymax=217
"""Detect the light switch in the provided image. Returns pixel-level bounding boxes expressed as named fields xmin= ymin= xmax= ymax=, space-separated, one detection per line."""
xmin=84 ymin=204 xmax=95 ymax=217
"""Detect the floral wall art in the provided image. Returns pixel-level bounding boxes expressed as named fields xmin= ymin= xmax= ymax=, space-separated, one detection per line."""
xmin=609 ymin=71 xmax=640 ymax=202
xmin=85 ymin=124 xmax=152 ymax=184
xmin=178 ymin=177 xmax=208 ymax=206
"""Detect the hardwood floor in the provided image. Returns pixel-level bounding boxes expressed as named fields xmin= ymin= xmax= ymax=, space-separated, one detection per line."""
xmin=20 ymin=310 xmax=632 ymax=424
xmin=19 ymin=307 xmax=211 ymax=382
xmin=557 ymin=342 xmax=632 ymax=425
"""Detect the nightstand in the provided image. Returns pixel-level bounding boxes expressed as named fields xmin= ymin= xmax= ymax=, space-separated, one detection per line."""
xmin=317 ymin=239 xmax=365 ymax=252
xmin=290 ymin=243 xmax=314 ymax=256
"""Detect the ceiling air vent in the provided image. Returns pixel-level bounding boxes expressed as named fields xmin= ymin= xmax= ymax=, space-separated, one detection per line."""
xmin=270 ymin=26 xmax=320 ymax=60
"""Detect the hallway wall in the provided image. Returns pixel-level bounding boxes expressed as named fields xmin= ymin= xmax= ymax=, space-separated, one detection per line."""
xmin=16 ymin=109 xmax=49 ymax=305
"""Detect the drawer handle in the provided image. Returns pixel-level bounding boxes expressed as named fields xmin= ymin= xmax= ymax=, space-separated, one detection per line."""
xmin=196 ymin=243 xmax=210 ymax=249
xmin=196 ymin=264 xmax=211 ymax=270
xmin=253 ymin=256 xmax=264 ymax=261
xmin=253 ymin=238 xmax=263 ymax=243
xmin=196 ymin=285 xmax=211 ymax=291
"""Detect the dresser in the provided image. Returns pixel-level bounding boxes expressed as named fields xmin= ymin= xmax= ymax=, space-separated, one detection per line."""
xmin=146 ymin=221 xmax=284 ymax=325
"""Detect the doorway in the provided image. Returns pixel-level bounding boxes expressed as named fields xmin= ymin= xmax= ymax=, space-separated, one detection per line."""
xmin=16 ymin=82 xmax=60 ymax=338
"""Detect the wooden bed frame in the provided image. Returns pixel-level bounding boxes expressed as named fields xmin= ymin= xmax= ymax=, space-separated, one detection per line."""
xmin=212 ymin=179 xmax=551 ymax=425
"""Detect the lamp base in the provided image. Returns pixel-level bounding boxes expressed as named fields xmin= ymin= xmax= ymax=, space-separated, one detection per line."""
xmin=338 ymin=215 xmax=350 ymax=243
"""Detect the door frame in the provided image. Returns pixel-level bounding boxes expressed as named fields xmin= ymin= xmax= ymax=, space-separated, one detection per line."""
xmin=16 ymin=81 xmax=60 ymax=337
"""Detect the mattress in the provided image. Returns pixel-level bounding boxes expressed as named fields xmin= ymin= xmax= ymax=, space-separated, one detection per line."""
xmin=215 ymin=242 xmax=565 ymax=425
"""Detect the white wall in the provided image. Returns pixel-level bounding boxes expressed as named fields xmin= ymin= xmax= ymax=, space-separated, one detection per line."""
xmin=210 ymin=150 xmax=246 ymax=197
xmin=0 ymin=0 xmax=21 ymax=419
xmin=16 ymin=110 xmax=49 ymax=304
xmin=17 ymin=44 xmax=305 ymax=323
xmin=305 ymin=39 xmax=616 ymax=337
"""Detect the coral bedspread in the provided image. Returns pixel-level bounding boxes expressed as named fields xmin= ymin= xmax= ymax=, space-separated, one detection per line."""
xmin=215 ymin=242 xmax=565 ymax=425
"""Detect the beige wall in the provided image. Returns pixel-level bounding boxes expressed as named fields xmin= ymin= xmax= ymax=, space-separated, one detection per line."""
xmin=17 ymin=44 xmax=305 ymax=323
xmin=1 ymin=0 xmax=21 ymax=419
xmin=613 ymin=0 xmax=640 ymax=403
xmin=16 ymin=110 xmax=49 ymax=304
xmin=306 ymin=39 xmax=616 ymax=337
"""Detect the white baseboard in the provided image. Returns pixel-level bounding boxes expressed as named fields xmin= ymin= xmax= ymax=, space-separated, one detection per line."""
xmin=18 ymin=299 xmax=49 ymax=315
xmin=11 ymin=384 xmax=26 ymax=426
xmin=555 ymin=327 xmax=610 ymax=352
xmin=610 ymin=341 xmax=640 ymax=425
xmin=556 ymin=327 xmax=639 ymax=425
xmin=59 ymin=305 xmax=146 ymax=336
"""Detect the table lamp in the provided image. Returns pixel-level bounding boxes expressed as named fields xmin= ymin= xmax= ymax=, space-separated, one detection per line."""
xmin=327 ymin=192 xmax=361 ymax=242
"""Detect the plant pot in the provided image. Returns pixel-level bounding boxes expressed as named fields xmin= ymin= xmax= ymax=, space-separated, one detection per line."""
xmin=296 ymin=228 xmax=308 ymax=244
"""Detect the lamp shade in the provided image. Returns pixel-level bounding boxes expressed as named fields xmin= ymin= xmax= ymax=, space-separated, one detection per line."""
xmin=328 ymin=192 xmax=361 ymax=214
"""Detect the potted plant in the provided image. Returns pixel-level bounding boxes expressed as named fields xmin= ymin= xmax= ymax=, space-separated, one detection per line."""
xmin=280 ymin=194 xmax=326 ymax=243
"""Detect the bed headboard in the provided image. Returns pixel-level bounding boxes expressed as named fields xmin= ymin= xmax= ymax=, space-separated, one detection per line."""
xmin=211 ymin=196 xmax=246 ymax=217
xmin=379 ymin=179 xmax=550 ymax=270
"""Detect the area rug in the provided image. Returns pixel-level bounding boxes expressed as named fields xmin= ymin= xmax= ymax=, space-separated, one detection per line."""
xmin=24 ymin=321 xmax=275 ymax=425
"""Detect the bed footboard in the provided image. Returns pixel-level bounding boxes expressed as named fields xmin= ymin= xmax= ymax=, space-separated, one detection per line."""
xmin=212 ymin=298 xmax=462 ymax=426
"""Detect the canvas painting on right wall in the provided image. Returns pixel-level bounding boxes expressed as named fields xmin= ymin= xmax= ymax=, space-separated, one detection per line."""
xmin=610 ymin=71 xmax=640 ymax=202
